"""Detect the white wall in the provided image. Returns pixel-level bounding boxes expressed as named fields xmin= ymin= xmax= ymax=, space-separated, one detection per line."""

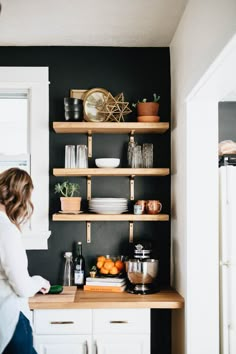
xmin=170 ymin=1 xmax=236 ymax=353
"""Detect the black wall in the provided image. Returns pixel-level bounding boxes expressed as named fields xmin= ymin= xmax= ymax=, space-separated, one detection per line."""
xmin=0 ymin=46 xmax=171 ymax=354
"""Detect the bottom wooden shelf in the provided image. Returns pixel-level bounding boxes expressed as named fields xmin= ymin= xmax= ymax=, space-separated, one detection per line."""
xmin=52 ymin=213 xmax=169 ymax=221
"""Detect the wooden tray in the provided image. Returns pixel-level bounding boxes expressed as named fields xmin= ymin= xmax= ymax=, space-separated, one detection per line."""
xmin=30 ymin=286 xmax=77 ymax=303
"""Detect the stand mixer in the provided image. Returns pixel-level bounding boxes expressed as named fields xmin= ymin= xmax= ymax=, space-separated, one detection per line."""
xmin=126 ymin=241 xmax=159 ymax=294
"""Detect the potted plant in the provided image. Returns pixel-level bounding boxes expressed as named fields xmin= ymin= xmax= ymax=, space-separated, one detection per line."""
xmin=132 ymin=93 xmax=160 ymax=117
xmin=54 ymin=181 xmax=81 ymax=212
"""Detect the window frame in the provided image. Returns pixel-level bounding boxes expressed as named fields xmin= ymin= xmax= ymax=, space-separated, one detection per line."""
xmin=0 ymin=67 xmax=51 ymax=249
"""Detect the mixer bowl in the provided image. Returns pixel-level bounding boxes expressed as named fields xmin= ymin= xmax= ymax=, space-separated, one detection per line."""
xmin=126 ymin=259 xmax=159 ymax=285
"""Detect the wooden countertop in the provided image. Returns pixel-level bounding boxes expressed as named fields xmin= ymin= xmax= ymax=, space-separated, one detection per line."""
xmin=29 ymin=287 xmax=184 ymax=310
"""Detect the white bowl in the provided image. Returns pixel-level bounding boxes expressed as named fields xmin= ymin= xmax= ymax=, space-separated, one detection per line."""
xmin=95 ymin=158 xmax=120 ymax=168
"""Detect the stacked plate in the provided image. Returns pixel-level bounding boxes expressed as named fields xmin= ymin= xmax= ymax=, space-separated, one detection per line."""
xmin=89 ymin=198 xmax=128 ymax=214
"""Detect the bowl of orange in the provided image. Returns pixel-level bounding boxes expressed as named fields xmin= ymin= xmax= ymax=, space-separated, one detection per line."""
xmin=96 ymin=255 xmax=125 ymax=277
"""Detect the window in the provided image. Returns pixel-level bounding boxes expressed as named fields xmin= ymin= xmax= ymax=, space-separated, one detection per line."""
xmin=0 ymin=91 xmax=28 ymax=154
xmin=0 ymin=67 xmax=51 ymax=249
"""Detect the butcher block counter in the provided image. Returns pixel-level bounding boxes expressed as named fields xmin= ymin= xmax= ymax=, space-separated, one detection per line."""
xmin=29 ymin=286 xmax=184 ymax=310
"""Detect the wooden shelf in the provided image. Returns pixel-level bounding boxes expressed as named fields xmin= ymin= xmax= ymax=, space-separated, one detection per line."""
xmin=52 ymin=213 xmax=169 ymax=222
xmin=53 ymin=121 xmax=169 ymax=134
xmin=53 ymin=168 xmax=170 ymax=177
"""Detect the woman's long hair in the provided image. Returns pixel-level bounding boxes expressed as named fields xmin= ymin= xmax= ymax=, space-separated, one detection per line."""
xmin=0 ymin=168 xmax=34 ymax=229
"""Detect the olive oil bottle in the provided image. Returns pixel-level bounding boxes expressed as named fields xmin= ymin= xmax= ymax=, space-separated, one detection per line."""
xmin=74 ymin=242 xmax=85 ymax=288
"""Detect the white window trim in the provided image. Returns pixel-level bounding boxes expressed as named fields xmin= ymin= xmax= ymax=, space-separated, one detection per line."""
xmin=0 ymin=67 xmax=51 ymax=249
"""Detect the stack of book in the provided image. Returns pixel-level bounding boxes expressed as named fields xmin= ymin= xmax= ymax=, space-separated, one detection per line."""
xmin=84 ymin=276 xmax=126 ymax=292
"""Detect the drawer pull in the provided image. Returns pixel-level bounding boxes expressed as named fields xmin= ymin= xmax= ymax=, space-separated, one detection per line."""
xmin=109 ymin=320 xmax=128 ymax=324
xmin=50 ymin=321 xmax=74 ymax=325
xmin=84 ymin=340 xmax=88 ymax=354
xmin=94 ymin=340 xmax=98 ymax=354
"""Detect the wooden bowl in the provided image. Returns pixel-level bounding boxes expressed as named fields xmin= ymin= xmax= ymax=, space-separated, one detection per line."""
xmin=137 ymin=116 xmax=160 ymax=122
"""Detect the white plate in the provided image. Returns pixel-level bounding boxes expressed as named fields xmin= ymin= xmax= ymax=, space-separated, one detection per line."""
xmin=90 ymin=202 xmax=127 ymax=205
xmin=89 ymin=203 xmax=128 ymax=207
xmin=90 ymin=198 xmax=128 ymax=203
xmin=90 ymin=210 xmax=128 ymax=215
xmin=59 ymin=210 xmax=83 ymax=214
xmin=89 ymin=205 xmax=127 ymax=209
xmin=89 ymin=209 xmax=128 ymax=213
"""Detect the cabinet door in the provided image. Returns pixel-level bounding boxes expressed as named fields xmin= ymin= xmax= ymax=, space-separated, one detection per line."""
xmin=93 ymin=334 xmax=150 ymax=354
xmin=34 ymin=334 xmax=91 ymax=354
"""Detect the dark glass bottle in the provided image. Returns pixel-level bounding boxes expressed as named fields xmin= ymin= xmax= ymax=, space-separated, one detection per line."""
xmin=74 ymin=241 xmax=85 ymax=288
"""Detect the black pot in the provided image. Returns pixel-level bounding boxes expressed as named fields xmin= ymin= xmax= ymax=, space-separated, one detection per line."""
xmin=64 ymin=98 xmax=83 ymax=121
xmin=65 ymin=110 xmax=83 ymax=121
xmin=64 ymin=97 xmax=82 ymax=106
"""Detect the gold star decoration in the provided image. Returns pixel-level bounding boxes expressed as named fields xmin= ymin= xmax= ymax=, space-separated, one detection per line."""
xmin=97 ymin=92 xmax=132 ymax=122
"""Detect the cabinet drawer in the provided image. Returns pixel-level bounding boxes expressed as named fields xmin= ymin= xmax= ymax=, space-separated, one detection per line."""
xmin=33 ymin=309 xmax=92 ymax=335
xmin=93 ymin=309 xmax=150 ymax=335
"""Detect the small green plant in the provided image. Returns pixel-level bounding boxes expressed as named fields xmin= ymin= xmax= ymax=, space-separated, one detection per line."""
xmin=54 ymin=181 xmax=80 ymax=197
xmin=132 ymin=93 xmax=160 ymax=108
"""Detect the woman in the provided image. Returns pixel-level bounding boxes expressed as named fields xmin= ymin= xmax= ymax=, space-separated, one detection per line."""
xmin=0 ymin=168 xmax=50 ymax=354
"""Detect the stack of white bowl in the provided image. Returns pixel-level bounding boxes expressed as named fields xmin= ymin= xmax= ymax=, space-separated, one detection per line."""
xmin=89 ymin=198 xmax=128 ymax=214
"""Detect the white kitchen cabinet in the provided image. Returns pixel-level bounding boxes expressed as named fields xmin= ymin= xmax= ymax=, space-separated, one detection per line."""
xmin=33 ymin=308 xmax=150 ymax=354
xmin=33 ymin=309 xmax=92 ymax=335
xmin=33 ymin=309 xmax=92 ymax=354
xmin=93 ymin=309 xmax=150 ymax=354
xmin=93 ymin=334 xmax=150 ymax=354
xmin=34 ymin=335 xmax=91 ymax=354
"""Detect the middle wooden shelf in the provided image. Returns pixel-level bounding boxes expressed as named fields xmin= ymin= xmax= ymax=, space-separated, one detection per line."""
xmin=53 ymin=168 xmax=170 ymax=177
xmin=53 ymin=168 xmax=170 ymax=200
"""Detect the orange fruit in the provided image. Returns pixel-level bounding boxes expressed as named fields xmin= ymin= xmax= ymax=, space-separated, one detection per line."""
xmin=115 ymin=260 xmax=124 ymax=271
xmin=103 ymin=260 xmax=115 ymax=270
xmin=100 ymin=267 xmax=109 ymax=274
xmin=109 ymin=266 xmax=119 ymax=275
xmin=97 ymin=256 xmax=106 ymax=263
xmin=96 ymin=260 xmax=104 ymax=269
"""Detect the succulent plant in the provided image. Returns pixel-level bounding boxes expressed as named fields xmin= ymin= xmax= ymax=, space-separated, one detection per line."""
xmin=132 ymin=93 xmax=160 ymax=108
xmin=54 ymin=181 xmax=80 ymax=197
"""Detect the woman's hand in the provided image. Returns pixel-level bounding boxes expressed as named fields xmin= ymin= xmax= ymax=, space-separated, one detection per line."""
xmin=40 ymin=280 xmax=51 ymax=294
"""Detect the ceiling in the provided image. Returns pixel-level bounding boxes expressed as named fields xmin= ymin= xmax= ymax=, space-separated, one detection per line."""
xmin=0 ymin=0 xmax=188 ymax=47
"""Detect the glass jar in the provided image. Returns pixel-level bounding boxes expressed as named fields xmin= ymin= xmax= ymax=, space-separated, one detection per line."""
xmin=63 ymin=252 xmax=74 ymax=286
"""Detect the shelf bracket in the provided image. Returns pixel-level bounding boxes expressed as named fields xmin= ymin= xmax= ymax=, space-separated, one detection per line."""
xmin=129 ymin=222 xmax=134 ymax=243
xmin=129 ymin=131 xmax=135 ymax=143
xmin=130 ymin=177 xmax=134 ymax=200
xmin=87 ymin=177 xmax=91 ymax=200
xmin=88 ymin=134 xmax=92 ymax=158
xmin=86 ymin=222 xmax=91 ymax=243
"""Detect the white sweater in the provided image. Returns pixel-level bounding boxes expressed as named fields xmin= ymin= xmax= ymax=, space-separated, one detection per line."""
xmin=0 ymin=211 xmax=49 ymax=354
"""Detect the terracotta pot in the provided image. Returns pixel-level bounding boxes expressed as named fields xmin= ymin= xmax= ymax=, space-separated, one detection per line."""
xmin=137 ymin=116 xmax=160 ymax=122
xmin=137 ymin=102 xmax=159 ymax=116
xmin=60 ymin=197 xmax=81 ymax=211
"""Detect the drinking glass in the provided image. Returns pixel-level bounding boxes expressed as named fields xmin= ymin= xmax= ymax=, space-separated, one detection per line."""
xmin=65 ymin=145 xmax=76 ymax=168
xmin=127 ymin=141 xmax=137 ymax=167
xmin=76 ymin=145 xmax=88 ymax=168
xmin=133 ymin=145 xmax=143 ymax=168
xmin=142 ymin=143 xmax=153 ymax=168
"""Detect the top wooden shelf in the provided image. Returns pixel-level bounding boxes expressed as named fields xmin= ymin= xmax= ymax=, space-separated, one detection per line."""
xmin=53 ymin=122 xmax=169 ymax=134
